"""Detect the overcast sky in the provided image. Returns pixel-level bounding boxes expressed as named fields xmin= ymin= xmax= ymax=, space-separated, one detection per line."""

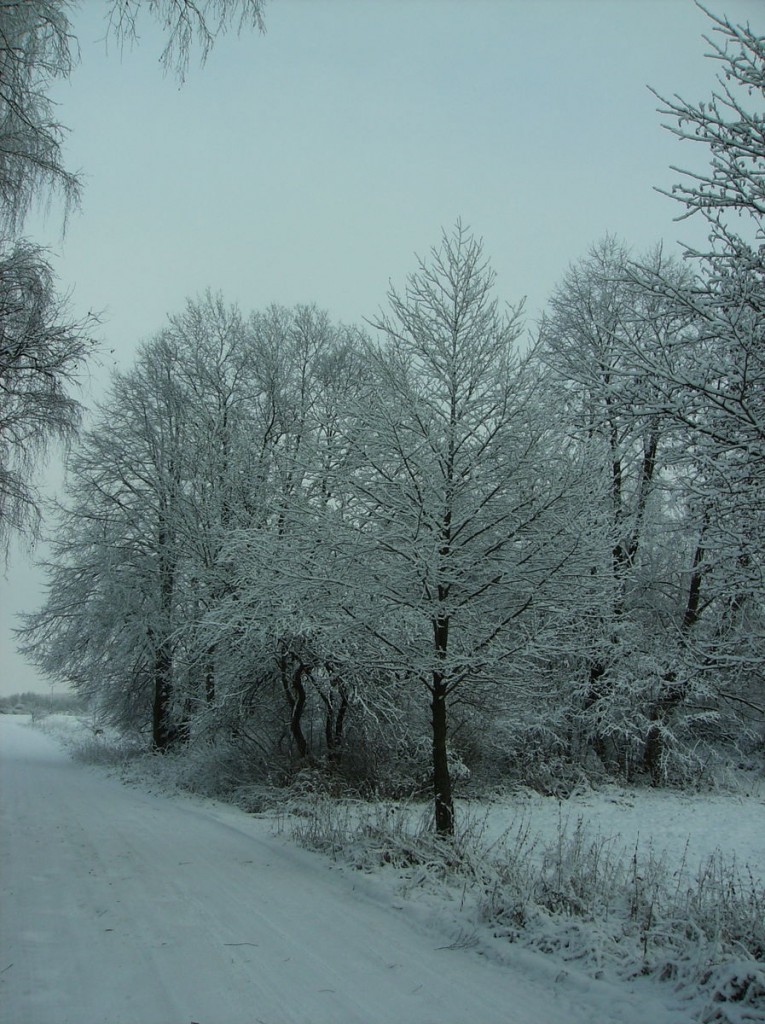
xmin=1 ymin=0 xmax=761 ymax=697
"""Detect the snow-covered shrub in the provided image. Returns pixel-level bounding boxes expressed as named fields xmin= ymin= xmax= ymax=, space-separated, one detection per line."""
xmin=166 ymin=736 xmax=263 ymax=797
xmin=451 ymin=697 xmax=592 ymax=798
xmin=291 ymin=794 xmax=510 ymax=878
xmin=353 ymin=733 xmax=470 ymax=799
xmin=699 ymin=960 xmax=765 ymax=1024
xmin=59 ymin=716 xmax=145 ymax=765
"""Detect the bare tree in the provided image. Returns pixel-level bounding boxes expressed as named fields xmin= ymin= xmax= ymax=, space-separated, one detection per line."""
xmin=195 ymin=304 xmax=378 ymax=766
xmin=635 ymin=6 xmax=765 ymax=747
xmin=343 ymin=223 xmax=580 ymax=834
xmin=21 ymin=331 xmax=196 ymax=747
xmin=0 ymin=240 xmax=95 ymax=553
xmin=0 ymin=2 xmax=86 ymax=555
xmin=0 ymin=0 xmax=267 ymax=229
xmin=652 ymin=6 xmax=764 ymax=245
xmin=538 ymin=238 xmax=697 ymax=772
xmin=21 ymin=296 xmax=375 ymax=761
xmin=0 ymin=1 xmax=266 ymax=553
xmin=648 ymin=4 xmax=765 ymax=466
xmin=106 ymin=0 xmax=267 ymax=81
xmin=0 ymin=0 xmax=81 ymax=233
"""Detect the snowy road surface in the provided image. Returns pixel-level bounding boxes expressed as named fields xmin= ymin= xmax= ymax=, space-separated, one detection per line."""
xmin=1 ymin=716 xmax=685 ymax=1024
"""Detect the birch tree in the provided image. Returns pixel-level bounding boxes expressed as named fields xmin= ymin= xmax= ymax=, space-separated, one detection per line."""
xmin=0 ymin=0 xmax=267 ymax=553
xmin=0 ymin=3 xmax=94 ymax=551
xmin=106 ymin=0 xmax=266 ymax=80
xmin=0 ymin=241 xmax=95 ymax=553
xmin=0 ymin=0 xmax=81 ymax=232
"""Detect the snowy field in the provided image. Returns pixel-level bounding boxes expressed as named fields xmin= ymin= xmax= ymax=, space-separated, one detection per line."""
xmin=477 ymin=774 xmax=765 ymax=880
xmin=1 ymin=714 xmax=763 ymax=1024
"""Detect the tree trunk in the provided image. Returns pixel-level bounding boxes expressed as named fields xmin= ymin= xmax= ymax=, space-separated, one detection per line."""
xmin=643 ymin=532 xmax=704 ymax=782
xmin=643 ymin=673 xmax=685 ymax=784
xmin=290 ymin=665 xmax=309 ymax=758
xmin=152 ymin=642 xmax=176 ymax=751
xmin=431 ymin=603 xmax=454 ymax=835
xmin=324 ymin=675 xmax=348 ymax=764
xmin=204 ymin=644 xmax=216 ymax=704
xmin=431 ymin=682 xmax=454 ymax=836
xmin=152 ymin=519 xmax=177 ymax=751
xmin=280 ymin=654 xmax=309 ymax=759
xmin=585 ymin=659 xmax=609 ymax=764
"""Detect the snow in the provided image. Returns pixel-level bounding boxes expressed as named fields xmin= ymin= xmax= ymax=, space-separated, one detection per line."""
xmin=472 ymin=779 xmax=765 ymax=882
xmin=0 ymin=716 xmax=760 ymax=1024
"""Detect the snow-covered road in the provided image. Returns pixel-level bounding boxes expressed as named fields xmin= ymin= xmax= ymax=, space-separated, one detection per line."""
xmin=0 ymin=716 xmax=686 ymax=1024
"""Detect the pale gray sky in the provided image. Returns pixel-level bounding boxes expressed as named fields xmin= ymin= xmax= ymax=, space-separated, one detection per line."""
xmin=1 ymin=0 xmax=760 ymax=695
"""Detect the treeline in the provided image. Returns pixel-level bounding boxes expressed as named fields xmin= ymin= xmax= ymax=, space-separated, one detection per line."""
xmin=0 ymin=691 xmax=84 ymax=716
xmin=21 ymin=12 xmax=765 ymax=832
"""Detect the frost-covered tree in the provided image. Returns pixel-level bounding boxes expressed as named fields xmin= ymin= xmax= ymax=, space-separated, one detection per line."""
xmin=0 ymin=0 xmax=266 ymax=553
xmin=106 ymin=0 xmax=266 ymax=81
xmin=0 ymin=0 xmax=81 ymax=232
xmin=146 ymin=295 xmax=265 ymax=714
xmin=0 ymin=3 xmax=94 ymax=551
xmin=27 ymin=297 xmax=270 ymax=747
xmin=195 ymin=305 xmax=378 ymax=767
xmin=630 ymin=6 xmax=765 ymax=755
xmin=0 ymin=0 xmax=267 ymax=228
xmin=342 ymin=223 xmax=582 ymax=833
xmin=0 ymin=241 xmax=95 ymax=554
xmin=22 ymin=297 xmax=377 ymax=764
xmin=646 ymin=6 xmax=765 ymax=491
xmin=538 ymin=238 xmax=696 ymax=773
xmin=22 ymin=332 xmax=193 ymax=748
xmin=653 ymin=7 xmax=765 ymax=246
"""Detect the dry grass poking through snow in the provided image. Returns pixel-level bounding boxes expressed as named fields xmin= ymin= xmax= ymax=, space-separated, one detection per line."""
xmin=290 ymin=795 xmax=765 ymax=1024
